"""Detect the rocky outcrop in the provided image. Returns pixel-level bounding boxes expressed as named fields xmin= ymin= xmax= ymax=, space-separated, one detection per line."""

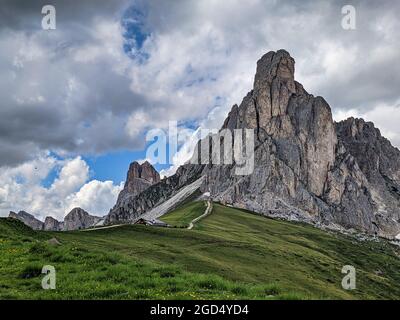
xmin=9 ymin=211 xmax=44 ymax=230
xmin=203 ymin=50 xmax=400 ymax=238
xmin=106 ymin=49 xmax=400 ymax=239
xmin=201 ymin=50 xmax=338 ymax=223
xmin=63 ymin=207 xmax=103 ymax=231
xmin=116 ymin=161 xmax=160 ymax=205
xmin=106 ymin=164 xmax=204 ymax=224
xmin=44 ymin=216 xmax=63 ymax=231
xmin=328 ymin=118 xmax=400 ymax=236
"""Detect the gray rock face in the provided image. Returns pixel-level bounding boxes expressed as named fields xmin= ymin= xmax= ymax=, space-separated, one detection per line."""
xmin=63 ymin=207 xmax=103 ymax=231
xmin=9 ymin=207 xmax=103 ymax=231
xmin=106 ymin=49 xmax=400 ymax=239
xmin=198 ymin=52 xmax=331 ymax=218
xmin=219 ymin=50 xmax=337 ymax=197
xmin=106 ymin=164 xmax=204 ymax=224
xmin=116 ymin=161 xmax=161 ymax=205
xmin=44 ymin=216 xmax=63 ymax=231
xmin=9 ymin=211 xmax=44 ymax=230
xmin=328 ymin=118 xmax=400 ymax=236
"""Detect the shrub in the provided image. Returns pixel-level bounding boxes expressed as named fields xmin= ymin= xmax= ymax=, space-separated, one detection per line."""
xmin=19 ymin=263 xmax=42 ymax=279
xmin=231 ymin=286 xmax=248 ymax=296
xmin=29 ymin=242 xmax=50 ymax=255
xmin=262 ymin=283 xmax=281 ymax=296
xmin=195 ymin=276 xmax=228 ymax=291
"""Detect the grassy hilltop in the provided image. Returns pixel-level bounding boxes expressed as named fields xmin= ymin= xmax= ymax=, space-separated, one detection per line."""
xmin=1 ymin=202 xmax=400 ymax=299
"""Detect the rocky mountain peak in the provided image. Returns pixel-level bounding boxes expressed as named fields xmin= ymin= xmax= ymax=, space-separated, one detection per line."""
xmin=254 ymin=49 xmax=295 ymax=90
xmin=44 ymin=216 xmax=63 ymax=231
xmin=106 ymin=49 xmax=400 ymax=239
xmin=64 ymin=207 xmax=102 ymax=231
xmin=8 ymin=208 xmax=103 ymax=232
xmin=126 ymin=161 xmax=160 ymax=185
xmin=336 ymin=117 xmax=383 ymax=141
xmin=9 ymin=210 xmax=44 ymax=230
xmin=139 ymin=161 xmax=160 ymax=184
xmin=126 ymin=161 xmax=141 ymax=177
xmin=115 ymin=161 xmax=161 ymax=205
xmin=336 ymin=117 xmax=400 ymax=184
xmin=65 ymin=207 xmax=88 ymax=217
xmin=226 ymin=49 xmax=337 ymax=196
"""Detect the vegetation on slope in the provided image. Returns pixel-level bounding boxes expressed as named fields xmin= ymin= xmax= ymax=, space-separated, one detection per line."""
xmin=1 ymin=203 xmax=400 ymax=300
xmin=160 ymin=201 xmax=207 ymax=228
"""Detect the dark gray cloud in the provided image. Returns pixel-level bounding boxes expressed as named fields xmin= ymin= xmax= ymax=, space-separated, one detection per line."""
xmin=139 ymin=0 xmax=400 ymax=111
xmin=0 ymin=0 xmax=146 ymax=166
xmin=0 ymin=0 xmax=129 ymax=30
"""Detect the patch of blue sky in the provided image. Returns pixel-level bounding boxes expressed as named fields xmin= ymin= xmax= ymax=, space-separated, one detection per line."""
xmin=40 ymin=151 xmax=64 ymax=188
xmin=41 ymin=166 xmax=60 ymax=188
xmin=82 ymin=147 xmax=174 ymax=183
xmin=15 ymin=175 xmax=26 ymax=185
xmin=83 ymin=150 xmax=144 ymax=184
xmin=121 ymin=4 xmax=151 ymax=62
xmin=179 ymin=119 xmax=199 ymax=131
xmin=40 ymin=150 xmax=148 ymax=188
xmin=41 ymin=139 xmax=200 ymax=188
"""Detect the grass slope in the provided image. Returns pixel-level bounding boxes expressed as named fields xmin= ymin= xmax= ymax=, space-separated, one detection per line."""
xmin=160 ymin=201 xmax=207 ymax=228
xmin=1 ymin=203 xmax=400 ymax=299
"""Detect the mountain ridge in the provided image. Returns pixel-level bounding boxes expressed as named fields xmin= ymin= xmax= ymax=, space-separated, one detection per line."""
xmin=8 ymin=207 xmax=103 ymax=231
xmin=106 ymin=49 xmax=400 ymax=239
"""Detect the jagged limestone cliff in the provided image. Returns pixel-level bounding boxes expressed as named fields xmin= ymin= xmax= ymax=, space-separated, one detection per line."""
xmin=106 ymin=50 xmax=400 ymax=239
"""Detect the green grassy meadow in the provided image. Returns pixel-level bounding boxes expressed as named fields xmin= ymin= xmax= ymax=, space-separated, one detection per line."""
xmin=1 ymin=203 xmax=400 ymax=299
xmin=160 ymin=201 xmax=207 ymax=227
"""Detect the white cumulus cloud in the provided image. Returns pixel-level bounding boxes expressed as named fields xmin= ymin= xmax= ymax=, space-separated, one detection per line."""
xmin=0 ymin=155 xmax=123 ymax=221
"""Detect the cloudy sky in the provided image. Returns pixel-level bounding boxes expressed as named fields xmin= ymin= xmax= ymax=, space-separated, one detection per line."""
xmin=0 ymin=0 xmax=399 ymax=220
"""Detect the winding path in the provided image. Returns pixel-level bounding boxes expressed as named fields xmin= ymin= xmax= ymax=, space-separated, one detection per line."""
xmin=81 ymin=224 xmax=124 ymax=232
xmin=188 ymin=200 xmax=213 ymax=230
xmin=81 ymin=198 xmax=213 ymax=232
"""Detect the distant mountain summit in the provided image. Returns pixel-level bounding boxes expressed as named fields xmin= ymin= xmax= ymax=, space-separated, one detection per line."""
xmin=108 ymin=50 xmax=400 ymax=239
xmin=9 ymin=211 xmax=44 ymax=230
xmin=63 ymin=207 xmax=103 ymax=231
xmin=9 ymin=207 xmax=104 ymax=231
xmin=116 ymin=161 xmax=160 ymax=204
xmin=44 ymin=216 xmax=63 ymax=231
xmin=8 ymin=161 xmax=160 ymax=232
